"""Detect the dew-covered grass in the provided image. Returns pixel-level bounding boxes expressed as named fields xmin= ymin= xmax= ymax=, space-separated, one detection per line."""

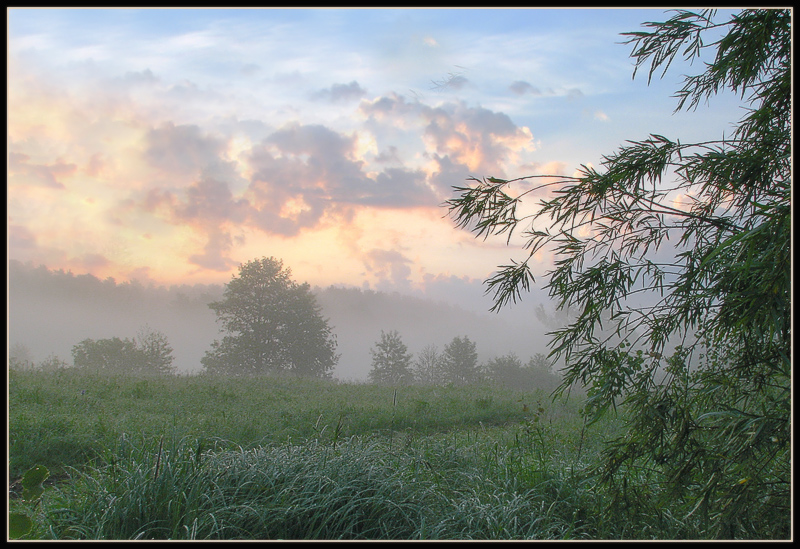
xmin=10 ymin=368 xmax=634 ymax=540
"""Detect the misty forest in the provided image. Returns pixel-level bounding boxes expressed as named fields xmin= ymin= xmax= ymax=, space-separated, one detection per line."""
xmin=8 ymin=9 xmax=790 ymax=540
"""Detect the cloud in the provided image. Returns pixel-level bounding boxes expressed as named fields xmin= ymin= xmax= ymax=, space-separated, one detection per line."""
xmin=363 ymin=248 xmax=413 ymax=290
xmin=431 ymin=73 xmax=469 ymax=92
xmin=142 ymin=173 xmax=250 ymax=270
xmin=311 ymin=81 xmax=367 ymax=103
xmin=360 ymin=95 xmax=535 ymax=177
xmin=144 ymin=122 xmax=227 ymax=176
xmin=367 ymin=167 xmax=433 ymax=207
xmin=8 ymin=152 xmax=76 ymax=189
xmin=144 ymin=173 xmax=248 ymax=226
xmin=421 ymin=102 xmax=533 ymax=174
xmin=116 ymin=69 xmax=160 ymax=87
xmin=246 ymin=122 xmax=439 ymax=235
xmin=374 ymin=145 xmax=402 ymax=165
xmin=8 ymin=224 xmax=38 ymax=250
xmin=246 ymin=123 xmax=362 ymax=235
xmin=566 ymin=88 xmax=584 ymax=100
xmin=509 ymin=80 xmax=542 ymax=96
xmin=594 ymin=110 xmax=609 ymax=121
xmin=188 ymin=230 xmax=238 ymax=272
xmin=175 ymin=176 xmax=250 ymax=225
xmin=77 ymin=253 xmax=112 ymax=271
xmin=240 ymin=63 xmax=261 ymax=76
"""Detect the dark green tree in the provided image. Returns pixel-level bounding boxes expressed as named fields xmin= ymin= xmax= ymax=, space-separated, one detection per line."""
xmin=445 ymin=9 xmax=790 ymax=538
xmin=368 ymin=330 xmax=414 ymax=385
xmin=202 ymin=257 xmax=338 ymax=378
xmin=440 ymin=336 xmax=480 ymax=386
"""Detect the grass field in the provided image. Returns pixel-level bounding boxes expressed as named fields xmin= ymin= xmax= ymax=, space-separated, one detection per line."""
xmin=8 ymin=368 xmax=780 ymax=540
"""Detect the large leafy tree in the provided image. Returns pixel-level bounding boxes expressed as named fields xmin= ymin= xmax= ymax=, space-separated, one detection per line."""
xmin=202 ymin=257 xmax=338 ymax=378
xmin=446 ymin=9 xmax=790 ymax=538
xmin=368 ymin=330 xmax=414 ymax=385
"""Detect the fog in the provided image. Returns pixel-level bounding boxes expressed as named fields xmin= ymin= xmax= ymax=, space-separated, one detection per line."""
xmin=7 ymin=260 xmax=557 ymax=380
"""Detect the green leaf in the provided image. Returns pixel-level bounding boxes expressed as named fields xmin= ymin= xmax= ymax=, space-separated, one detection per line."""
xmin=8 ymin=513 xmax=34 ymax=539
xmin=21 ymin=464 xmax=49 ymax=501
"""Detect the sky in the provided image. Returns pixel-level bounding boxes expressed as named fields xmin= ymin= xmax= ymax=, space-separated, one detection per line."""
xmin=7 ymin=7 xmax=745 ymax=313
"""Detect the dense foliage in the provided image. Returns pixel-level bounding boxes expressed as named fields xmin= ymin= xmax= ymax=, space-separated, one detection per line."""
xmin=446 ymin=9 xmax=790 ymax=538
xmin=201 ymin=257 xmax=339 ymax=377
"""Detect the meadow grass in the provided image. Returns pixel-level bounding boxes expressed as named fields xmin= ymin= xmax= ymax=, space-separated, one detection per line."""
xmin=15 ymin=433 xmax=619 ymax=540
xmin=9 ymin=368 xmax=676 ymax=540
xmin=9 ymin=368 xmax=597 ymax=479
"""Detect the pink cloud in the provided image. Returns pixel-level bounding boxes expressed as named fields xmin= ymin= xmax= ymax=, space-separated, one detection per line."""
xmin=8 ymin=152 xmax=76 ymax=189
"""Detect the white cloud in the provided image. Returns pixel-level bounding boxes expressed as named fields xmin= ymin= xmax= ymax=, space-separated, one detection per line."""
xmin=594 ymin=110 xmax=609 ymax=121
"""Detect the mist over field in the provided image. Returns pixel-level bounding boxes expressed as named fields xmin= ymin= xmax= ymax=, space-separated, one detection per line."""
xmin=7 ymin=260 xmax=556 ymax=380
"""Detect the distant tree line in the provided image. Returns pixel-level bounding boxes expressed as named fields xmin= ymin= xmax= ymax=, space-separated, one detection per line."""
xmin=367 ymin=330 xmax=559 ymax=391
xmin=9 ymin=257 xmax=555 ymax=385
xmin=7 ymin=259 xmax=223 ymax=312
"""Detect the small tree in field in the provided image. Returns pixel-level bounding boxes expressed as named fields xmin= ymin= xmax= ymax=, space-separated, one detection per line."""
xmin=368 ymin=330 xmax=414 ymax=385
xmin=484 ymin=353 xmax=526 ymax=388
xmin=413 ymin=343 xmax=444 ymax=385
xmin=202 ymin=257 xmax=338 ymax=378
xmin=135 ymin=326 xmax=176 ymax=375
xmin=445 ymin=9 xmax=790 ymax=538
xmin=440 ymin=336 xmax=480 ymax=386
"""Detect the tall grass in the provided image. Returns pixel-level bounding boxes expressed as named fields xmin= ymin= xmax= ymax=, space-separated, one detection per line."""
xmin=14 ymin=368 xmax=760 ymax=540
xmin=23 ymin=433 xmax=618 ymax=540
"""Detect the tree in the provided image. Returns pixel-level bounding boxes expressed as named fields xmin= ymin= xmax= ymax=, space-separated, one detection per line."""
xmin=368 ymin=330 xmax=414 ymax=385
xmin=485 ymin=352 xmax=561 ymax=392
xmin=440 ymin=336 xmax=480 ymax=386
xmin=73 ymin=337 xmax=139 ymax=372
xmin=484 ymin=352 xmax=526 ymax=388
xmin=9 ymin=342 xmax=35 ymax=371
xmin=71 ymin=327 xmax=175 ymax=375
xmin=201 ymin=257 xmax=338 ymax=378
xmin=135 ymin=325 xmax=177 ymax=376
xmin=413 ymin=343 xmax=444 ymax=385
xmin=38 ymin=354 xmax=70 ymax=372
xmin=445 ymin=9 xmax=790 ymax=538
